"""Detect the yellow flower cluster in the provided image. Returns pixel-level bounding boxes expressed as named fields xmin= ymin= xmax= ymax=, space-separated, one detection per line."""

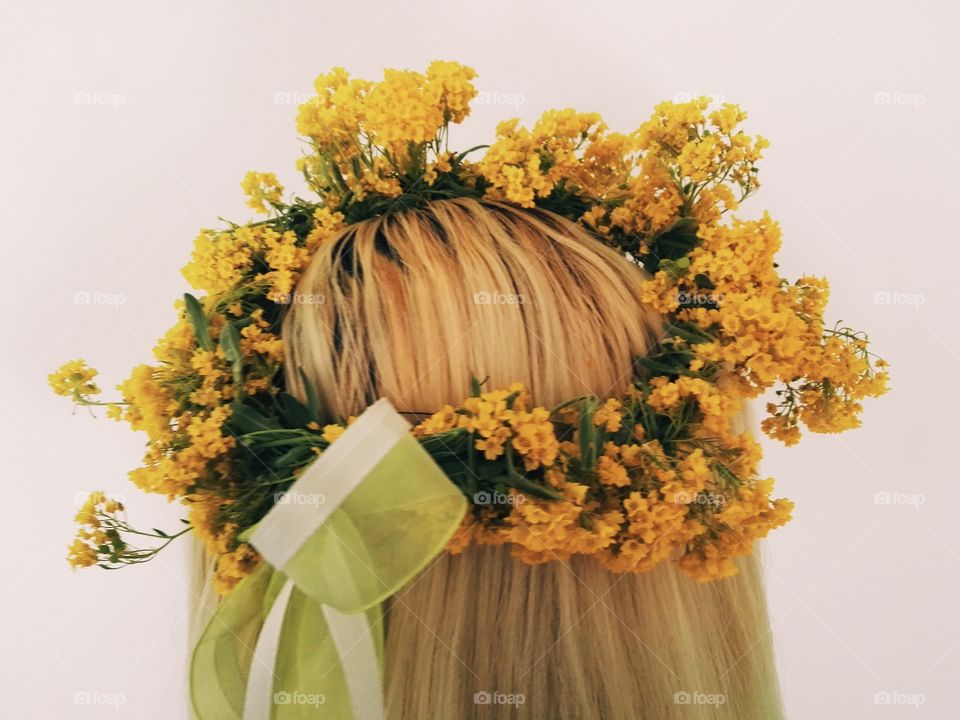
xmin=513 ymin=97 xmax=893 ymax=446
xmin=54 ymin=158 xmax=350 ymax=591
xmin=500 ymin=471 xmax=627 ymax=564
xmin=240 ymin=171 xmax=283 ymax=214
xmin=182 ymin=209 xmax=339 ymax=304
xmin=478 ymin=110 xmax=606 ymax=207
xmin=417 ymin=385 xmax=792 ymax=582
xmin=479 ymin=96 xmax=766 ymax=245
xmin=67 ymin=491 xmax=122 ymax=568
xmin=61 ymin=159 xmax=355 ymax=591
xmin=637 ymin=99 xmax=767 ymax=204
xmin=296 ymin=61 xmax=477 ymax=205
xmin=679 ymin=480 xmax=794 ymax=581
xmin=643 ymin=214 xmax=889 ymax=445
xmin=413 ymin=384 xmax=559 ymax=470
xmin=48 ymin=359 xmax=100 ymax=401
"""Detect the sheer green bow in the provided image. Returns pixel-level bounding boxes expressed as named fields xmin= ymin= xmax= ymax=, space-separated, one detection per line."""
xmin=190 ymin=399 xmax=467 ymax=719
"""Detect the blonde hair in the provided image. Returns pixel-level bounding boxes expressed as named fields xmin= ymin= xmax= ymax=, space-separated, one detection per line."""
xmin=279 ymin=197 xmax=784 ymax=719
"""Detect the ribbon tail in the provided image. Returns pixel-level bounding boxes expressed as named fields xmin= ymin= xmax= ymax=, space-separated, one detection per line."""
xmin=190 ymin=563 xmax=281 ymax=720
xmin=242 ymin=578 xmax=294 ymax=719
xmin=321 ymin=604 xmax=385 ymax=720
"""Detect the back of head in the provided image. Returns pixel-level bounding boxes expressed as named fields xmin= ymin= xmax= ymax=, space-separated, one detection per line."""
xmin=283 ymin=197 xmax=782 ymax=719
xmin=283 ymin=197 xmax=659 ymax=417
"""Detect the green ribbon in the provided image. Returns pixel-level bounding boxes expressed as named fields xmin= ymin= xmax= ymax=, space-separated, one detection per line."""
xmin=190 ymin=399 xmax=467 ymax=719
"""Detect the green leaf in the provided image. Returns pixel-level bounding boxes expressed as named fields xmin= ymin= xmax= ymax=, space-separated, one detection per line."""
xmin=298 ymin=369 xmax=321 ymax=422
xmin=329 ymin=162 xmax=349 ymax=193
xmin=277 ymin=392 xmax=313 ymax=428
xmin=273 ymin=445 xmax=314 ymax=469
xmin=638 ymin=357 xmax=687 ymax=376
xmin=219 ymin=321 xmax=244 ymax=388
xmin=454 ymin=144 xmax=489 ymax=163
xmin=665 ymin=323 xmax=712 ymax=345
xmin=504 ymin=471 xmax=563 ymax=500
xmin=418 ymin=428 xmax=469 ymax=456
xmin=659 ymin=257 xmax=691 ymax=281
xmin=227 ymin=402 xmax=282 ymax=435
xmin=637 ymin=389 xmax=658 ymax=436
xmin=650 ymin=217 xmax=700 ymax=269
xmin=579 ymin=398 xmax=598 ymax=469
xmin=184 ymin=293 xmax=213 ymax=351
xmin=716 ymin=463 xmax=741 ymax=488
xmin=245 ymin=432 xmax=317 ymax=450
xmin=694 ymin=273 xmax=716 ymax=290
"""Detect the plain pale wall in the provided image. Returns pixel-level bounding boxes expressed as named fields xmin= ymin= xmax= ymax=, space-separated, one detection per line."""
xmin=1 ymin=1 xmax=956 ymax=717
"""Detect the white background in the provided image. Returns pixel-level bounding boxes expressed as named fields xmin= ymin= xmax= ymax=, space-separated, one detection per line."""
xmin=1 ymin=1 xmax=956 ymax=717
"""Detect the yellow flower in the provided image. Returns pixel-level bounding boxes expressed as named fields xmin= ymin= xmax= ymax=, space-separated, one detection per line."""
xmin=479 ymin=110 xmax=605 ymax=207
xmin=67 ymin=491 xmax=126 ymax=568
xmin=240 ymin=171 xmax=283 ymax=214
xmin=49 ymin=360 xmax=100 ymax=399
xmin=295 ymin=60 xmax=476 ymax=204
xmin=593 ymin=398 xmax=623 ymax=432
xmin=67 ymin=539 xmax=97 ymax=568
xmin=213 ymin=544 xmax=260 ymax=596
xmin=679 ymin=544 xmax=739 ymax=582
xmin=596 ymin=456 xmax=630 ymax=487
xmin=414 ymin=405 xmax=459 ymax=437
xmin=647 ymin=381 xmax=681 ymax=410
xmin=322 ymin=424 xmax=345 ymax=443
xmin=305 ymin=207 xmax=346 ymax=250
xmin=185 ymin=406 xmax=235 ymax=459
xmin=116 ymin=364 xmax=173 ymax=442
xmin=509 ymin=408 xmax=558 ymax=470
xmin=475 ymin=426 xmax=511 ymax=460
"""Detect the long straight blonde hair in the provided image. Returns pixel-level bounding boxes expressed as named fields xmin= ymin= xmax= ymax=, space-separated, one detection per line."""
xmin=279 ymin=197 xmax=784 ymax=719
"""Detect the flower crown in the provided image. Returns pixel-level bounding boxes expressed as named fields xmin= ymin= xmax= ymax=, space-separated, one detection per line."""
xmin=52 ymin=60 xmax=888 ymax=596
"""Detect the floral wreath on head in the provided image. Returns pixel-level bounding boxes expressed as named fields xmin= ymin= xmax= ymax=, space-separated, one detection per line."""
xmin=52 ymin=60 xmax=889 ymax=596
